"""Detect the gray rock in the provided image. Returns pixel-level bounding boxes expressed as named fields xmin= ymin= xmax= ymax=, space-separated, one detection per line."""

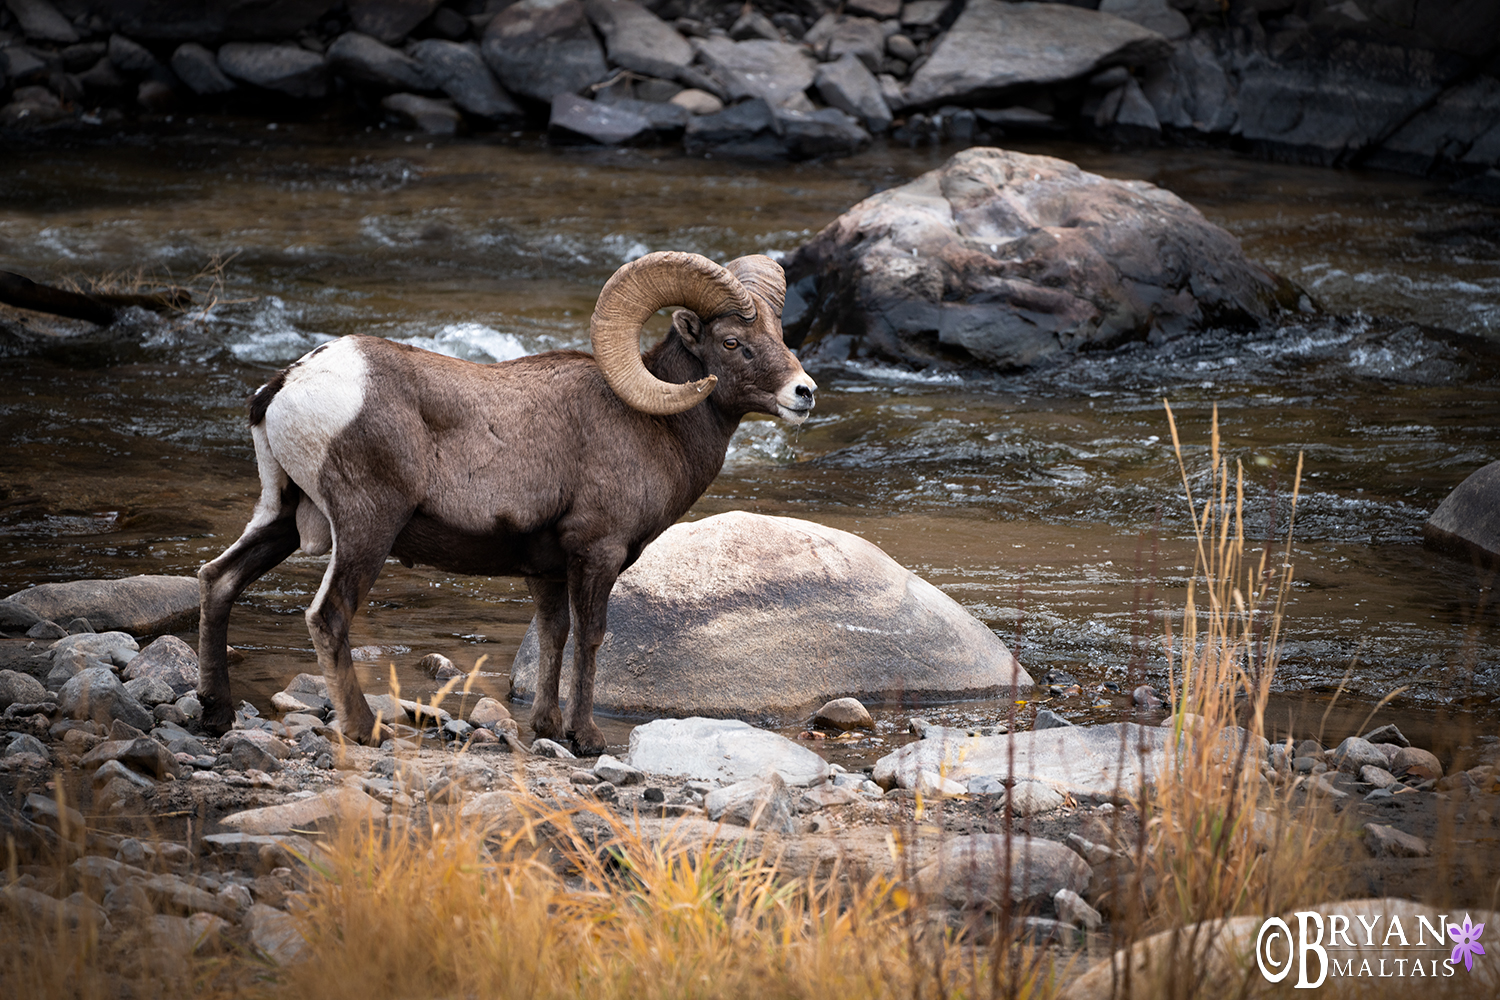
xmin=1425 ymin=460 xmax=1500 ymax=567
xmin=79 ymin=736 xmax=180 ymax=780
xmin=786 ymin=147 xmax=1293 ymax=371
xmin=917 ymin=835 xmax=1091 ymax=910
xmin=850 ymin=0 xmax=901 ymax=19
xmin=901 ymin=0 xmax=952 ymax=29
xmin=1391 ymin=746 xmax=1443 ymax=780
xmin=51 ymin=631 xmax=139 ymax=669
xmin=348 ymin=0 xmax=442 ymax=44
xmin=886 ymin=33 xmax=918 ymax=63
xmin=245 ymin=903 xmax=310 ymax=965
xmin=513 ymin=513 xmax=1029 ymax=716
xmin=406 ymin=39 xmax=523 ymax=122
xmin=326 ymin=31 xmax=429 ymax=91
xmin=902 ymin=0 xmax=1171 ymax=111
xmin=228 ymin=740 xmax=282 ymax=773
xmin=220 ymin=787 xmax=384 ymax=835
xmin=26 ymin=619 xmax=66 ymax=640
xmin=9 ymin=0 xmax=78 ymax=44
xmin=669 ymin=88 xmax=722 ymax=115
xmin=218 ymin=42 xmax=328 ymax=98
xmin=625 ymin=717 xmax=830 ymax=787
xmin=5 ymin=732 xmax=49 ymax=759
xmin=122 ymin=675 xmax=176 ymax=707
xmin=530 ymin=737 xmax=576 ymax=759
xmin=93 ymin=758 xmax=156 ymax=792
xmin=874 ymin=722 xmax=1169 ymax=799
xmin=108 ymin=33 xmax=158 ymax=73
xmin=593 ymin=753 xmax=645 ymax=785
xmin=1055 ymin=887 xmax=1103 ymax=930
xmin=1360 ymin=765 xmax=1398 ymax=789
xmin=1064 ymin=832 xmax=1117 ymax=865
xmin=729 ymin=8 xmax=780 ymax=41
xmin=594 ymin=95 xmax=689 ymax=132
xmin=1363 ymin=822 xmax=1428 ymax=858
xmin=64 ymin=617 xmax=95 ymax=634
xmin=1033 ymin=709 xmax=1074 ymax=730
xmin=121 ymin=635 xmax=198 ymax=694
xmin=2 ymin=575 xmax=197 ymax=638
xmin=467 ymin=696 xmax=511 ymax=728
xmin=0 ymin=600 xmax=46 ymax=633
xmin=222 ymin=729 xmax=293 ymax=760
xmin=776 ymin=105 xmax=871 ymax=159
xmin=1331 ymin=736 xmax=1389 ymax=774
xmin=58 ymin=667 xmax=153 ymax=731
xmin=0 ymin=669 xmax=47 ymax=710
xmin=813 ymin=53 xmax=891 ymax=133
xmin=1140 ymin=34 xmax=1236 ymax=134
xmin=805 ymin=15 xmax=885 ymax=72
xmin=690 ymin=37 xmax=817 ymax=108
xmin=812 ymin=696 xmax=874 ymax=732
xmin=415 ymin=652 xmax=461 ymax=679
xmin=1007 ymin=778 xmax=1065 ymax=816
xmin=381 ymin=92 xmax=463 ymax=134
xmin=481 ymin=0 xmax=609 ymax=103
xmin=271 ymin=673 xmax=331 ymax=715
xmin=682 ymin=98 xmax=783 ymax=157
xmin=175 ymin=694 xmax=201 ymax=719
xmin=583 ymin=0 xmax=693 ymax=80
xmin=1097 ymin=0 xmax=1190 ymax=40
xmin=703 ymin=772 xmax=796 ymax=834
xmin=170 ymin=42 xmax=236 ymax=95
xmin=442 ymin=719 xmax=473 ymax=740
xmin=548 ymin=92 xmax=654 ymax=144
xmin=1360 ymin=724 xmax=1410 ymax=748
xmin=1113 ymin=77 xmax=1159 ymax=131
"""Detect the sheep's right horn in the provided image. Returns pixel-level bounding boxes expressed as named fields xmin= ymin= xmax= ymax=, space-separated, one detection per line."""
xmin=590 ymin=251 xmax=754 ymax=415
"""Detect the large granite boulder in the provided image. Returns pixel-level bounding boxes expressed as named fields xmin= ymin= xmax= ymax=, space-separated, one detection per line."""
xmin=1424 ymin=460 xmax=1500 ymax=567
xmin=899 ymin=0 xmax=1173 ymax=111
xmin=690 ymin=37 xmax=817 ymax=108
xmin=582 ymin=0 xmax=693 ymax=81
xmin=481 ymin=0 xmax=609 ymax=104
xmin=2 ymin=575 xmax=199 ymax=635
xmin=784 ymin=147 xmax=1296 ymax=371
xmin=510 ymin=511 xmax=1029 ymax=717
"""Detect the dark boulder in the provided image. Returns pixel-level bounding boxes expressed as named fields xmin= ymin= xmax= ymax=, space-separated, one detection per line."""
xmin=1424 ymin=460 xmax=1500 ymax=568
xmin=121 ymin=635 xmax=199 ymax=695
xmin=548 ymin=93 xmax=655 ymax=145
xmin=381 ymin=93 xmax=463 ymax=134
xmin=348 ymin=0 xmax=443 ymax=45
xmin=217 ymin=42 xmax=329 ymax=99
xmin=785 ymin=147 xmax=1298 ymax=370
xmin=170 ymin=43 xmax=236 ymax=96
xmin=2 ymin=575 xmax=199 ymax=635
xmin=481 ymin=0 xmax=609 ymax=104
xmin=689 ymin=37 xmax=817 ymax=109
xmin=326 ymin=32 xmax=429 ymax=92
xmin=682 ymin=98 xmax=784 ymax=158
xmin=89 ymin=1 xmax=338 ymax=44
xmin=407 ymin=39 xmax=523 ymax=122
xmin=582 ymin=0 xmax=694 ymax=81
xmin=10 ymin=0 xmax=79 ymax=44
xmin=777 ymin=106 xmax=871 ymax=159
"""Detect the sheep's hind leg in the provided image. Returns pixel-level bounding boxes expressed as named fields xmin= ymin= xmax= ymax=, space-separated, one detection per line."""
xmin=564 ymin=548 xmax=625 ymax=757
xmin=197 ymin=511 xmax=301 ymax=735
xmin=306 ymin=531 xmax=401 ymax=746
xmin=526 ymin=576 xmax=569 ymax=742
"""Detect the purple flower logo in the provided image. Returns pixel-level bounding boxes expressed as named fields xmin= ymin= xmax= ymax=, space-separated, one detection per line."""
xmin=1449 ymin=913 xmax=1486 ymax=972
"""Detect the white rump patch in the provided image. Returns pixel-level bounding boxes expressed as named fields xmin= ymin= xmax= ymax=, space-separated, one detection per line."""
xmin=263 ymin=337 xmax=368 ymax=512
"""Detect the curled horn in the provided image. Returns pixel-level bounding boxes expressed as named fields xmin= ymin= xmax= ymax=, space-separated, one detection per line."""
xmin=590 ymin=251 xmax=754 ymax=415
xmin=725 ymin=255 xmax=787 ymax=318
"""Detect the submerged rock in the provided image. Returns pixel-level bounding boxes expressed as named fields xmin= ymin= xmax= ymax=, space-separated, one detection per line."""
xmin=2 ymin=576 xmax=198 ymax=635
xmin=510 ymin=512 xmax=1029 ymax=716
xmin=785 ymin=147 xmax=1297 ymax=370
xmin=1424 ymin=459 xmax=1500 ymax=568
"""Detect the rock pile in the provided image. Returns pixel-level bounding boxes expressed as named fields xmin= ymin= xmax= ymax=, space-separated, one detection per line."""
xmin=0 ymin=0 xmax=1493 ymax=181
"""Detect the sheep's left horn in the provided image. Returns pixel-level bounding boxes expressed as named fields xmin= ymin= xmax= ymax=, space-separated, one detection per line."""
xmin=590 ymin=251 xmax=754 ymax=416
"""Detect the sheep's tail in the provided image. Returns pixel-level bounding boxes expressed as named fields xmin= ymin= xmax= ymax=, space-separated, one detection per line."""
xmin=248 ymin=368 xmax=289 ymax=426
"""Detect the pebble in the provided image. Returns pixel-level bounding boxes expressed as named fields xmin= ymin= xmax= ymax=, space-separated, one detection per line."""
xmin=593 ymin=753 xmax=644 ymax=786
xmin=530 ymin=738 xmax=575 ymax=760
xmin=812 ymin=696 xmax=874 ymax=732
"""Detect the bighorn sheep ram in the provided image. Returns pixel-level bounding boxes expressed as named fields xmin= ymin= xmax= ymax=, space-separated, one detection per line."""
xmin=197 ymin=252 xmax=816 ymax=754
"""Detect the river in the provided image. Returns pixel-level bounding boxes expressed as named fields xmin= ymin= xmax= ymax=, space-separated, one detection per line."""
xmin=2 ymin=122 xmax=1497 ymax=766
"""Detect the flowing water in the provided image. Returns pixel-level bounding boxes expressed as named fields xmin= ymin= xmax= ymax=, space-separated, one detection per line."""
xmin=3 ymin=122 xmax=1499 ymax=766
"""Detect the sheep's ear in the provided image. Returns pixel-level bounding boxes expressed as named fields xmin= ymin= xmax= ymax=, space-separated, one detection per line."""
xmin=671 ymin=309 xmax=704 ymax=346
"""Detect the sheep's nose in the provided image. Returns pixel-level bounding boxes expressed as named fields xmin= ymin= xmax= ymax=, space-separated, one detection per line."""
xmin=794 ymin=383 xmax=814 ymax=402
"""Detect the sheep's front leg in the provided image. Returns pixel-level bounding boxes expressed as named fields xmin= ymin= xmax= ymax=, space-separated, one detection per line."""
xmin=526 ymin=576 xmax=569 ymax=742
xmin=565 ymin=547 xmax=624 ymax=757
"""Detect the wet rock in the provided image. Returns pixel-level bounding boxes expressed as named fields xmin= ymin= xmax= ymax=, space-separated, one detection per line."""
xmin=1140 ymin=34 xmax=1237 ymax=135
xmin=901 ymin=1 xmax=1171 ymax=111
xmin=669 ymin=88 xmax=722 ymax=115
xmin=1392 ymin=745 xmax=1443 ymax=780
xmin=875 ymin=722 xmax=1169 ymax=799
xmin=326 ymin=31 xmax=429 ymax=91
xmin=218 ymin=42 xmax=328 ymax=98
xmin=220 ymin=787 xmax=384 ymax=835
xmin=813 ymin=697 xmax=874 ymax=732
xmin=682 ymin=97 xmax=783 ymax=157
xmin=777 ymin=105 xmax=871 ymax=159
xmin=593 ymin=753 xmax=644 ymax=786
xmin=785 ymin=147 xmax=1294 ymax=371
xmin=704 ymin=772 xmax=796 ymax=834
xmin=58 ymin=667 xmax=153 ymax=731
xmin=481 ymin=0 xmax=608 ymax=104
xmin=382 ymin=92 xmax=463 ymax=134
xmin=408 ymin=40 xmax=524 ymax=121
xmin=513 ymin=513 xmax=1029 ymax=716
xmin=805 ymin=15 xmax=885 ymax=72
xmin=584 ymin=0 xmax=693 ymax=81
xmin=1097 ymin=0 xmax=1189 ymax=41
xmin=1033 ymin=709 xmax=1074 ymax=730
xmin=0 ymin=669 xmax=47 ymax=710
xmin=53 ymin=631 xmax=139 ymax=670
xmin=415 ymin=652 xmax=460 ymax=679
xmin=1363 ymin=822 xmax=1429 ymax=858
xmin=9 ymin=0 xmax=79 ymax=44
xmin=2 ymin=575 xmax=197 ymax=637
xmin=917 ymin=835 xmax=1090 ymax=910
xmin=245 ymin=902 xmax=310 ymax=965
xmin=1424 ymin=460 xmax=1500 ymax=568
xmin=595 ymin=95 xmax=688 ymax=133
xmin=348 ymin=0 xmax=442 ymax=44
xmin=813 ymin=53 xmax=891 ymax=133
xmin=170 ymin=42 xmax=236 ymax=95
xmin=626 ymin=717 xmax=830 ymax=787
xmin=549 ymin=92 xmax=654 ymax=144
xmin=530 ymin=737 xmax=576 ymax=759
xmin=690 ymin=37 xmax=817 ymax=108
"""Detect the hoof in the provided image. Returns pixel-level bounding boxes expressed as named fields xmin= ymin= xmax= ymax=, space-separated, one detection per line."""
xmin=530 ymin=707 xmax=565 ymax=741
xmin=198 ymin=695 xmax=234 ymax=736
xmin=566 ymin=729 xmax=607 ymax=758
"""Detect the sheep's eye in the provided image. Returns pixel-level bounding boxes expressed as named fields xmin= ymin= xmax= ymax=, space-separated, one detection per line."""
xmin=722 ymin=338 xmax=739 ymax=350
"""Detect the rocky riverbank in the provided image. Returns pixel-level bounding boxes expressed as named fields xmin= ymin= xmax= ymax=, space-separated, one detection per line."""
xmin=1 ymin=0 xmax=1495 ymax=194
